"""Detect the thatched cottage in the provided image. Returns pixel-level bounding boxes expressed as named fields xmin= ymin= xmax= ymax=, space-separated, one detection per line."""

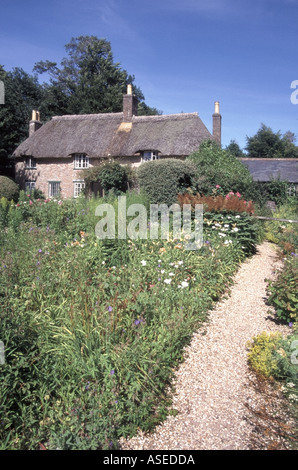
xmin=13 ymin=85 xmax=221 ymax=198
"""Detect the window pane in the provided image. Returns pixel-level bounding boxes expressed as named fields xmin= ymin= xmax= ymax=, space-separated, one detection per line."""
xmin=74 ymin=182 xmax=85 ymax=197
xmin=25 ymin=181 xmax=36 ymax=193
xmin=74 ymin=154 xmax=89 ymax=169
xmin=49 ymin=182 xmax=60 ymax=198
xmin=26 ymin=157 xmax=36 ymax=168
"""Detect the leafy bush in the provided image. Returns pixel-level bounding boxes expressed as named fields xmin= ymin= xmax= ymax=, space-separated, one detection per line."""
xmin=137 ymin=158 xmax=198 ymax=205
xmin=82 ymin=162 xmax=129 ymax=196
xmin=97 ymin=161 xmax=129 ymax=195
xmin=250 ymin=178 xmax=290 ymax=206
xmin=264 ymin=200 xmax=298 ymax=254
xmin=187 ymin=140 xmax=253 ymax=198
xmin=266 ymin=256 xmax=298 ymax=324
xmin=247 ymin=331 xmax=298 ymax=383
xmin=178 ymin=189 xmax=261 ymax=255
xmin=247 ymin=332 xmax=285 ymax=378
xmin=0 ymin=176 xmax=19 ymax=201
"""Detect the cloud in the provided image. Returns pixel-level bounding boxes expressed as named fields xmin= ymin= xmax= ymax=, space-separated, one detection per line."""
xmin=83 ymin=0 xmax=140 ymax=42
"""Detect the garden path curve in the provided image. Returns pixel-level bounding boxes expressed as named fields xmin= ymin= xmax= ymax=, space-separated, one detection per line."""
xmin=120 ymin=242 xmax=291 ymax=450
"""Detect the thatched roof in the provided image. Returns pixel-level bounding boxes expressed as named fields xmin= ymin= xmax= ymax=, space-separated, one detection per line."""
xmin=241 ymin=158 xmax=298 ymax=183
xmin=13 ymin=111 xmax=212 ymax=159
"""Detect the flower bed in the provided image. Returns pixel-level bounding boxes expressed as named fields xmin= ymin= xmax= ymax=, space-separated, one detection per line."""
xmin=0 ymin=191 xmax=261 ymax=450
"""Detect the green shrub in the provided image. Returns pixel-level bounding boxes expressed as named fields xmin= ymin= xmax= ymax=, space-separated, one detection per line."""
xmin=82 ymin=162 xmax=129 ymax=196
xmin=98 ymin=162 xmax=129 ymax=195
xmin=187 ymin=140 xmax=253 ymax=198
xmin=264 ymin=201 xmax=298 ymax=253
xmin=137 ymin=158 xmax=197 ymax=205
xmin=266 ymin=256 xmax=298 ymax=324
xmin=247 ymin=331 xmax=298 ymax=383
xmin=0 ymin=176 xmax=19 ymax=201
xmin=247 ymin=331 xmax=284 ymax=378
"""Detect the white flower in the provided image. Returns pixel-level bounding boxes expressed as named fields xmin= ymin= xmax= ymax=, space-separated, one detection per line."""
xmin=235 ymin=215 xmax=240 ymax=218
xmin=169 ymin=272 xmax=175 ymax=276
xmin=178 ymin=261 xmax=183 ymax=265
xmin=181 ymin=281 xmax=189 ymax=288
xmin=164 ymin=279 xmax=172 ymax=284
xmin=141 ymin=260 xmax=147 ymax=266
xmin=224 ymin=224 xmax=229 ymax=228
xmin=232 ymin=227 xmax=239 ymax=232
xmin=287 ymin=382 xmax=295 ymax=388
xmin=161 ymin=269 xmax=165 ymax=274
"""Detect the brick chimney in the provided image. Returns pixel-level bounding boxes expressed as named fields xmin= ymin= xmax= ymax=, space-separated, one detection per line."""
xmin=29 ymin=110 xmax=42 ymax=136
xmin=212 ymin=101 xmax=222 ymax=146
xmin=123 ymin=85 xmax=138 ymax=122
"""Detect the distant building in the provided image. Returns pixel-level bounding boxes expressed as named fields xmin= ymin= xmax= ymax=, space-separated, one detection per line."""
xmin=241 ymin=158 xmax=298 ymax=195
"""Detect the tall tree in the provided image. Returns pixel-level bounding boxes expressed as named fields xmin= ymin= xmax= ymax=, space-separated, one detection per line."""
xmin=0 ymin=66 xmax=42 ymax=175
xmin=34 ymin=36 xmax=160 ymax=116
xmin=225 ymin=139 xmax=246 ymax=158
xmin=246 ymin=123 xmax=298 ymax=158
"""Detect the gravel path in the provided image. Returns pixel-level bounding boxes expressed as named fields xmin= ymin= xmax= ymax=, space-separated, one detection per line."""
xmin=120 ymin=242 xmax=291 ymax=450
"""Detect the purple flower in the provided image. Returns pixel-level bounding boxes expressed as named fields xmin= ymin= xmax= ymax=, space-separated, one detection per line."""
xmin=134 ymin=319 xmax=140 ymax=325
xmin=38 ymin=249 xmax=42 ymax=253
xmin=289 ymin=322 xmax=293 ymax=328
xmin=108 ymin=306 xmax=113 ymax=312
xmin=110 ymin=369 xmax=115 ymax=375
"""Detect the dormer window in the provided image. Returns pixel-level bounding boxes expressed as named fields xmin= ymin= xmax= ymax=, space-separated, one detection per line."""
xmin=74 ymin=153 xmax=89 ymax=169
xmin=141 ymin=151 xmax=159 ymax=162
xmin=25 ymin=156 xmax=36 ymax=169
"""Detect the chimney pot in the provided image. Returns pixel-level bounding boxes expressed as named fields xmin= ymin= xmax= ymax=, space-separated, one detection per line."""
xmin=29 ymin=110 xmax=42 ymax=136
xmin=212 ymin=101 xmax=222 ymax=146
xmin=214 ymin=101 xmax=220 ymax=114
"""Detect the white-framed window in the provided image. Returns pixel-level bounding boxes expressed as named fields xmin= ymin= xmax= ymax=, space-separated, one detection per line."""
xmin=48 ymin=181 xmax=61 ymax=198
xmin=141 ymin=151 xmax=159 ymax=162
xmin=74 ymin=153 xmax=89 ymax=169
xmin=73 ymin=180 xmax=85 ymax=198
xmin=25 ymin=181 xmax=36 ymax=193
xmin=25 ymin=156 xmax=36 ymax=169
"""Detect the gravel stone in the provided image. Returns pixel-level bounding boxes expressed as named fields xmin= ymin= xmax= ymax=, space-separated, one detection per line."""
xmin=120 ymin=242 xmax=292 ymax=450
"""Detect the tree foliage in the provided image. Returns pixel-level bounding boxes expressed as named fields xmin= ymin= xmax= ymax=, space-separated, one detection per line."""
xmin=0 ymin=65 xmax=42 ymax=175
xmin=34 ymin=36 xmax=160 ymax=117
xmin=225 ymin=139 xmax=245 ymax=158
xmin=246 ymin=123 xmax=298 ymax=158
xmin=187 ymin=140 xmax=253 ymax=197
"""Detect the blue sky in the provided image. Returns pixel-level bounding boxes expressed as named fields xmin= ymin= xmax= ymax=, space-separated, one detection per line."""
xmin=1 ymin=0 xmax=298 ymax=149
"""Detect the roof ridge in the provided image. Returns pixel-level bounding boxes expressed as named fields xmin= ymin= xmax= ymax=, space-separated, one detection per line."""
xmin=134 ymin=112 xmax=199 ymax=121
xmin=52 ymin=112 xmax=123 ymax=121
